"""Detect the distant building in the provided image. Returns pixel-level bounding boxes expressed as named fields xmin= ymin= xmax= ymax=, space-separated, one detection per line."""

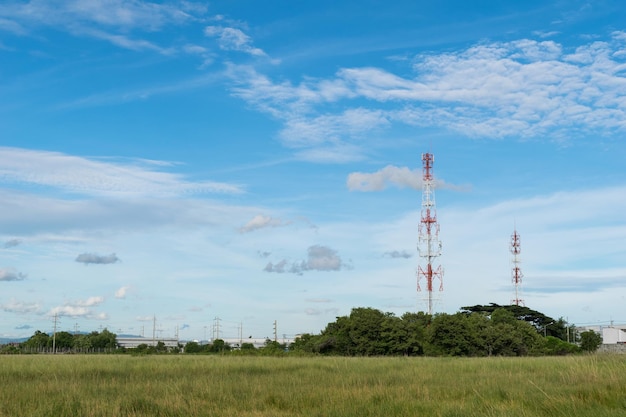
xmin=577 ymin=324 xmax=626 ymax=344
xmin=117 ymin=336 xmax=179 ymax=349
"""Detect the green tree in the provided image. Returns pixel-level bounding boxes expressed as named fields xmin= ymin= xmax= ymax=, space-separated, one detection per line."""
xmin=317 ymin=315 xmax=353 ymax=355
xmin=427 ymin=312 xmax=484 ymax=356
xmin=207 ymin=339 xmax=231 ymax=353
xmin=289 ymin=333 xmax=318 ymax=353
xmin=89 ymin=329 xmax=118 ymax=350
xmin=54 ymin=331 xmax=75 ymax=351
xmin=21 ymin=330 xmax=51 ymax=352
xmin=542 ymin=336 xmax=580 ymax=355
xmin=426 ymin=310 xmax=543 ymax=357
xmin=240 ymin=342 xmax=256 ymax=351
xmin=461 ymin=303 xmax=571 ymax=340
xmin=347 ymin=307 xmax=390 ymax=355
xmin=184 ymin=341 xmax=202 ymax=353
xmin=73 ymin=334 xmax=93 ymax=351
xmin=580 ymin=330 xmax=602 ymax=352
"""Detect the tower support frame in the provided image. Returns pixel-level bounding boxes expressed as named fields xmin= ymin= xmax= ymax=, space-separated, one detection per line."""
xmin=416 ymin=153 xmax=443 ymax=315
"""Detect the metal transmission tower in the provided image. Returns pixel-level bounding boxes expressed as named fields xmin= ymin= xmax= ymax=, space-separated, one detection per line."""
xmin=416 ymin=152 xmax=443 ymax=315
xmin=510 ymin=228 xmax=524 ymax=306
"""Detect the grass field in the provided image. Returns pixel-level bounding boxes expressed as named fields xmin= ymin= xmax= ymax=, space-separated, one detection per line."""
xmin=0 ymin=354 xmax=625 ymax=416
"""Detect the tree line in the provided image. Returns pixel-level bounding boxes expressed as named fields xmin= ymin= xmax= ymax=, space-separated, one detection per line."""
xmin=2 ymin=304 xmax=603 ymax=356
xmin=289 ymin=304 xmax=602 ymax=356
xmin=2 ymin=329 xmax=118 ymax=354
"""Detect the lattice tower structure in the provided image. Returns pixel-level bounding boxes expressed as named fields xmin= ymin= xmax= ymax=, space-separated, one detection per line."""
xmin=510 ymin=229 xmax=524 ymax=306
xmin=416 ymin=153 xmax=443 ymax=315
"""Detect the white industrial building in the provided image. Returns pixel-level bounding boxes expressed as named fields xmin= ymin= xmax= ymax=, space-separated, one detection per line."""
xmin=117 ymin=336 xmax=180 ymax=349
xmin=577 ymin=324 xmax=626 ymax=345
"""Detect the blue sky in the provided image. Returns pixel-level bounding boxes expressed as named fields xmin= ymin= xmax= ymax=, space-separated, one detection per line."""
xmin=1 ymin=0 xmax=626 ymax=341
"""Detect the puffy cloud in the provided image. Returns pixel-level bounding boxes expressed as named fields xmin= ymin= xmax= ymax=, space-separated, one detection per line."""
xmin=306 ymin=245 xmax=345 ymax=271
xmin=239 ymin=215 xmax=289 ymax=233
xmin=347 ymin=165 xmax=421 ymax=191
xmin=115 ymin=286 xmax=130 ymax=299
xmin=1 ymin=299 xmax=41 ymax=314
xmin=49 ymin=305 xmax=90 ymax=317
xmin=263 ymin=245 xmax=351 ymax=274
xmin=347 ymin=165 xmax=468 ymax=192
xmin=75 ymin=296 xmax=104 ymax=307
xmin=48 ymin=296 xmax=106 ymax=318
xmin=0 ymin=268 xmax=26 ymax=281
xmin=75 ymin=253 xmax=120 ymax=265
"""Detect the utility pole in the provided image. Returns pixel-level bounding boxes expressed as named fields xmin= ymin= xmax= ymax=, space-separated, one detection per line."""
xmin=273 ymin=320 xmax=277 ymax=343
xmin=52 ymin=313 xmax=59 ymax=354
xmin=152 ymin=315 xmax=156 ymax=345
xmin=213 ymin=317 xmax=221 ymax=340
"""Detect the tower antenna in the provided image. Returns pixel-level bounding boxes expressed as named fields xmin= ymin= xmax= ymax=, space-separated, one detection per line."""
xmin=510 ymin=227 xmax=524 ymax=306
xmin=416 ymin=152 xmax=443 ymax=315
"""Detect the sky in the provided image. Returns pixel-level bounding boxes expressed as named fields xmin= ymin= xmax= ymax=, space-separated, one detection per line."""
xmin=1 ymin=0 xmax=626 ymax=342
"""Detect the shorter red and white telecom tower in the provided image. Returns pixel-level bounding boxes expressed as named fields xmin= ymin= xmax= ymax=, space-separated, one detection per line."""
xmin=510 ymin=228 xmax=524 ymax=306
xmin=416 ymin=153 xmax=443 ymax=315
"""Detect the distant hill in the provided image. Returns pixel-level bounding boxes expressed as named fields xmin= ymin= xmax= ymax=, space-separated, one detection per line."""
xmin=0 ymin=337 xmax=28 ymax=344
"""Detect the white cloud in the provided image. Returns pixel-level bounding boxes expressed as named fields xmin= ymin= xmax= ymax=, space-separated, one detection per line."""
xmin=0 ymin=0 xmax=199 ymax=52
xmin=1 ymin=299 xmax=41 ymax=314
xmin=0 ymin=0 xmax=194 ymax=31
xmin=228 ymin=35 xmax=626 ymax=160
xmin=75 ymin=296 xmax=105 ymax=307
xmin=48 ymin=296 xmax=106 ymax=318
xmin=205 ymin=26 xmax=266 ymax=56
xmin=0 ymin=147 xmax=243 ymax=197
xmin=239 ymin=215 xmax=289 ymax=233
xmin=0 ymin=268 xmax=26 ymax=281
xmin=80 ymin=27 xmax=172 ymax=53
xmin=115 ymin=286 xmax=130 ymax=299
xmin=346 ymin=165 xmax=467 ymax=192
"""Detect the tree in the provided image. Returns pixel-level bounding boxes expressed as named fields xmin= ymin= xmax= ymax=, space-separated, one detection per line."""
xmin=542 ymin=336 xmax=580 ymax=355
xmin=426 ymin=310 xmax=544 ymax=357
xmin=73 ymin=334 xmax=93 ymax=351
xmin=184 ymin=341 xmax=202 ymax=353
xmin=207 ymin=339 xmax=231 ymax=353
xmin=580 ymin=330 xmax=602 ymax=352
xmin=461 ymin=303 xmax=570 ymax=340
xmin=21 ymin=330 xmax=51 ymax=352
xmin=54 ymin=331 xmax=75 ymax=351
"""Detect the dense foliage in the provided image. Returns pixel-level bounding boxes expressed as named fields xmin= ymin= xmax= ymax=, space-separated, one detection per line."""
xmin=290 ymin=306 xmax=588 ymax=357
xmin=1 ymin=304 xmax=603 ymax=357
xmin=13 ymin=329 xmax=118 ymax=353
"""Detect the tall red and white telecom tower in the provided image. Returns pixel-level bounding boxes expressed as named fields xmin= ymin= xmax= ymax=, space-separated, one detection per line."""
xmin=510 ymin=228 xmax=524 ymax=306
xmin=416 ymin=153 xmax=443 ymax=315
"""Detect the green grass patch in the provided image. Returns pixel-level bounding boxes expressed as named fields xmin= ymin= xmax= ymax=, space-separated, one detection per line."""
xmin=0 ymin=355 xmax=624 ymax=416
